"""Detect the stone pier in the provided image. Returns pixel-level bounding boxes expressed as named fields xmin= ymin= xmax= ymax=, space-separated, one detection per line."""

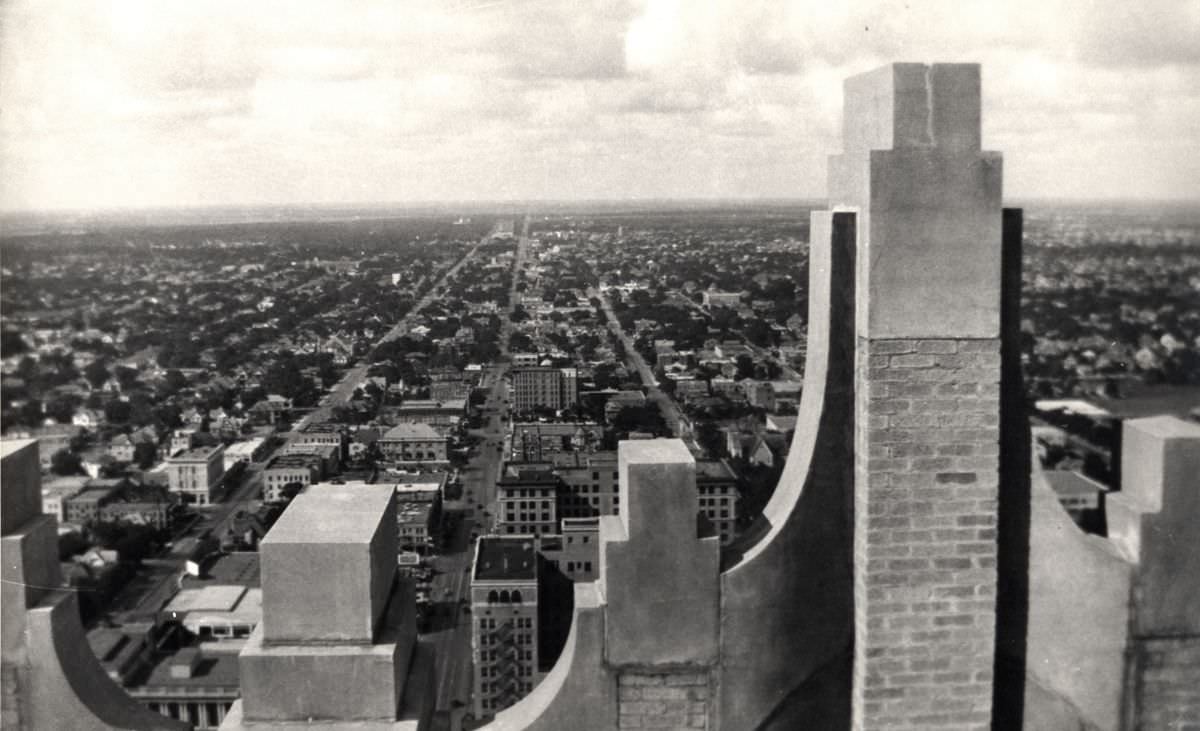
xmin=220 ymin=483 xmax=434 ymax=729
xmin=830 ymin=63 xmax=1006 ymax=730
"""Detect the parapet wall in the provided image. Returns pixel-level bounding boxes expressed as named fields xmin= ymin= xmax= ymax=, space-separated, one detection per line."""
xmin=1 ymin=439 xmax=187 ymax=731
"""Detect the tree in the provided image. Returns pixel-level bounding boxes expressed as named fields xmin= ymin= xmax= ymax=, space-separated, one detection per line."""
xmin=104 ymin=400 xmax=132 ymax=423
xmin=735 ymin=354 xmax=756 ymax=381
xmin=84 ymin=359 xmax=111 ymax=389
xmin=46 ymin=395 xmax=81 ymax=424
xmin=51 ymin=449 xmax=84 ymax=476
xmin=114 ymin=365 xmax=140 ymax=390
xmin=133 ymin=441 xmax=159 ymax=470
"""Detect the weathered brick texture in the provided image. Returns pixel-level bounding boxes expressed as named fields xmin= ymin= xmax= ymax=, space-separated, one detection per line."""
xmin=1133 ymin=636 xmax=1200 ymax=730
xmin=852 ymin=338 xmax=1000 ymax=731
xmin=617 ymin=672 xmax=709 ymax=730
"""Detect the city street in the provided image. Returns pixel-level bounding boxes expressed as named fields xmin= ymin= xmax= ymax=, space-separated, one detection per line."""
xmin=589 ymin=285 xmax=686 ymax=437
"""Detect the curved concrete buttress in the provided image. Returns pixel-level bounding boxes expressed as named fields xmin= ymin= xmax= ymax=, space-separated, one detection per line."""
xmin=716 ymin=210 xmax=857 ymax=730
xmin=22 ymin=589 xmax=188 ymax=730
xmin=485 ymin=583 xmax=615 ymax=731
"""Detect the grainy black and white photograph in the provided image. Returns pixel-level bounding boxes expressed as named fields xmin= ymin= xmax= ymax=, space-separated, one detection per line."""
xmin=1 ymin=2 xmax=1198 ymax=730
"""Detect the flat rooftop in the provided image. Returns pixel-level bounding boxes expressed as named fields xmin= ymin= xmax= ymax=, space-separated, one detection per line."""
xmin=474 ymin=536 xmax=537 ymax=582
xmin=169 ymin=446 xmax=222 ymax=461
xmin=264 ymin=483 xmax=393 ymax=545
xmin=696 ymin=459 xmax=737 ymax=481
xmin=382 ymin=423 xmax=443 ymax=440
xmin=300 ymin=422 xmax=348 ymax=433
xmin=264 ymin=453 xmax=324 ymax=470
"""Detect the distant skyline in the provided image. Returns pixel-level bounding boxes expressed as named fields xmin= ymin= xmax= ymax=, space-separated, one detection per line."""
xmin=2 ymin=1 xmax=1198 ymax=212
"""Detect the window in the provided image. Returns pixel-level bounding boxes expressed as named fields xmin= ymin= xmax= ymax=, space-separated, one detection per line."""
xmin=488 ymin=590 xmax=499 ymax=603
xmin=584 ymin=561 xmax=592 ymax=572
xmin=512 ymin=590 xmax=522 ymax=604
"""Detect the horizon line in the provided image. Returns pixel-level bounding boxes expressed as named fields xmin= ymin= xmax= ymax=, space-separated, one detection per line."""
xmin=4 ymin=194 xmax=1200 ymax=220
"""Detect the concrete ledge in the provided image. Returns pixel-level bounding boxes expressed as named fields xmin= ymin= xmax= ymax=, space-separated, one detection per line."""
xmin=2 ymin=514 xmax=62 ymax=656
xmin=23 ymin=589 xmax=188 ymax=730
xmin=1024 ymin=463 xmax=1131 ymax=731
xmin=1 ymin=440 xmax=41 ymax=534
xmin=486 ymin=583 xmax=615 ymax=731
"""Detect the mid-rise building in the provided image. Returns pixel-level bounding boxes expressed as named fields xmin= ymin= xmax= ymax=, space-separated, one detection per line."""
xmin=166 ymin=445 xmax=225 ymax=506
xmin=471 ymin=537 xmax=539 ymax=719
xmin=554 ymin=452 xmax=620 ymax=520
xmin=510 ymin=367 xmax=578 ymax=413
xmin=496 ymin=466 xmax=559 ymax=538
xmin=696 ymin=458 xmax=739 ymax=544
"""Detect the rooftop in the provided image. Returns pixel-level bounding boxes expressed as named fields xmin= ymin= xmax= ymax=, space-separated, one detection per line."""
xmin=169 ymin=445 xmax=222 ymax=461
xmin=696 ymin=459 xmax=737 ymax=481
xmin=300 ymin=422 xmax=348 ymax=433
xmin=474 ymin=536 xmax=538 ymax=582
xmin=263 ymin=483 xmax=393 ymax=545
xmin=136 ymin=649 xmax=241 ymax=689
xmin=382 ymin=423 xmax=443 ymax=440
xmin=264 ymin=453 xmax=324 ymax=470
xmin=397 ymin=399 xmax=466 ymax=411
xmin=184 ymin=552 xmax=260 ymax=588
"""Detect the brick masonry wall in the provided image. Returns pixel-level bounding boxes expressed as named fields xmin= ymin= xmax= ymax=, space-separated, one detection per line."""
xmin=1133 ymin=636 xmax=1200 ymax=730
xmin=618 ymin=672 xmax=709 ymax=730
xmin=852 ymin=338 xmax=1001 ymax=730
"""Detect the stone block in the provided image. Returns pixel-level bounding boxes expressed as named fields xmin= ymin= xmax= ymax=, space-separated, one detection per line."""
xmin=2 ymin=515 xmax=62 ymax=658
xmin=830 ymin=63 xmax=1002 ymax=341
xmin=1 ymin=440 xmax=41 ymax=535
xmin=1115 ymin=416 xmax=1200 ymax=637
xmin=239 ymin=580 xmax=416 ymax=722
xmin=603 ymin=440 xmax=719 ymax=668
xmin=259 ymin=483 xmax=397 ymax=644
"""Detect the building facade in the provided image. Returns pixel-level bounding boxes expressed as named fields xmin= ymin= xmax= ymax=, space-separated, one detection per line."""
xmin=377 ymin=423 xmax=449 ymax=466
xmin=510 ymin=367 xmax=577 ymax=413
xmin=496 ymin=467 xmax=559 ymax=538
xmin=166 ymin=445 xmax=225 ymax=506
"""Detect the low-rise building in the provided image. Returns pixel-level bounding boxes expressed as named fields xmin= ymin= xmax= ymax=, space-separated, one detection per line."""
xmin=377 ymin=423 xmax=448 ymax=467
xmin=223 ymin=438 xmax=267 ymax=471
xmin=126 ymin=647 xmax=240 ymax=730
xmin=41 ymin=475 xmax=89 ymax=523
xmin=261 ymin=454 xmax=322 ymax=502
xmin=166 ymin=445 xmax=225 ymax=506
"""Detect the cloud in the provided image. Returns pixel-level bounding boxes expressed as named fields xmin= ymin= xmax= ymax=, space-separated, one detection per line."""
xmin=1 ymin=0 xmax=1197 ymax=211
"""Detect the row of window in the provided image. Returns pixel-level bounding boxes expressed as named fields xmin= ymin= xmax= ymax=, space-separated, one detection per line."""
xmin=479 ymin=617 xmax=532 ymax=629
xmin=485 ymin=589 xmax=525 ymax=604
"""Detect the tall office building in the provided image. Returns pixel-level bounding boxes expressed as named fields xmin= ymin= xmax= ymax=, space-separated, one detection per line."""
xmin=471 ymin=537 xmax=539 ymax=719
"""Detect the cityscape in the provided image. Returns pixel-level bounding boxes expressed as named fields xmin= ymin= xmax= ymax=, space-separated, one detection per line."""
xmin=2 ymin=3 xmax=1199 ymax=731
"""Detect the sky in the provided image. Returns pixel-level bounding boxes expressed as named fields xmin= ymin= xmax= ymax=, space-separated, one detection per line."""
xmin=1 ymin=0 xmax=1198 ymax=212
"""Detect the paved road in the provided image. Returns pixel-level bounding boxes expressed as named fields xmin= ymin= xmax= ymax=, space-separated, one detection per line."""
xmin=589 ymin=285 xmax=687 ymax=438
xmin=289 ymin=230 xmax=495 ymax=437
